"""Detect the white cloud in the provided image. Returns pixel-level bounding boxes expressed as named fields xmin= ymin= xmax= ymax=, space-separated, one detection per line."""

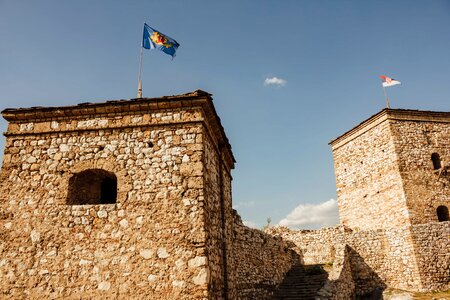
xmin=264 ymin=77 xmax=287 ymax=87
xmin=278 ymin=199 xmax=339 ymax=230
xmin=243 ymin=220 xmax=258 ymax=229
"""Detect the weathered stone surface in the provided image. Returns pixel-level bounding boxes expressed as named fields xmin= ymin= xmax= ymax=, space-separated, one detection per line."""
xmin=192 ymin=268 xmax=209 ymax=285
xmin=268 ymin=221 xmax=449 ymax=296
xmin=230 ymin=212 xmax=297 ymax=299
xmin=157 ymin=247 xmax=170 ymax=259
xmin=98 ymin=281 xmax=111 ymax=291
xmin=0 ymin=95 xmax=448 ymax=300
xmin=326 ymin=109 xmax=450 ymax=293
xmin=0 ymin=91 xmax=235 ymax=300
xmin=140 ymin=249 xmax=154 ymax=260
xmin=30 ymin=230 xmax=40 ymax=243
xmin=148 ymin=274 xmax=157 ymax=282
xmin=329 ymin=109 xmax=450 ymax=230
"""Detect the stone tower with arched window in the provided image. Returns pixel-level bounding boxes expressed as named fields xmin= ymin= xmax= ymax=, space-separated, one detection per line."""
xmin=330 ymin=109 xmax=450 ymax=230
xmin=1 ymin=95 xmax=448 ymax=298
xmin=0 ymin=91 xmax=237 ymax=299
xmin=330 ymin=108 xmax=450 ymax=292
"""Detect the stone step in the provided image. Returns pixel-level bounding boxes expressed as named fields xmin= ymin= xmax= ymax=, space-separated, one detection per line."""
xmin=272 ymin=264 xmax=329 ymax=300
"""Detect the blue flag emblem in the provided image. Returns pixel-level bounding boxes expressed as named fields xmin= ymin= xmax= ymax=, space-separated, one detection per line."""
xmin=142 ymin=23 xmax=180 ymax=58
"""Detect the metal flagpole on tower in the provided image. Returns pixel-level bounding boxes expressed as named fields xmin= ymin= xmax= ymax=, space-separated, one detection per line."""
xmin=137 ymin=45 xmax=143 ymax=98
xmin=382 ymin=85 xmax=390 ymax=108
xmin=137 ymin=23 xmax=180 ymax=98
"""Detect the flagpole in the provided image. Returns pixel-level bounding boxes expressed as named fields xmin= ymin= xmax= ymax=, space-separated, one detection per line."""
xmin=137 ymin=45 xmax=143 ymax=98
xmin=382 ymin=85 xmax=390 ymax=108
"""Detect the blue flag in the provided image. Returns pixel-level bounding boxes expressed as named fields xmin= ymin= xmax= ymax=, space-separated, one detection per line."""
xmin=142 ymin=23 xmax=180 ymax=58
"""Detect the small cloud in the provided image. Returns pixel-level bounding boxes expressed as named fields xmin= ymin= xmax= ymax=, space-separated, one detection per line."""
xmin=243 ymin=220 xmax=258 ymax=229
xmin=278 ymin=199 xmax=339 ymax=230
xmin=233 ymin=201 xmax=255 ymax=210
xmin=264 ymin=77 xmax=287 ymax=87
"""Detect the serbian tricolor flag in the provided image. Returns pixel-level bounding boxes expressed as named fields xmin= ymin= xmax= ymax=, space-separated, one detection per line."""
xmin=380 ymin=75 xmax=401 ymax=87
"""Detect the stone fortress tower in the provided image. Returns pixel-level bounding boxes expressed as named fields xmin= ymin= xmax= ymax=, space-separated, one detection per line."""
xmin=0 ymin=91 xmax=238 ymax=299
xmin=270 ymin=108 xmax=449 ymax=298
xmin=323 ymin=109 xmax=450 ymax=295
xmin=0 ymin=91 xmax=448 ymax=299
xmin=330 ymin=109 xmax=450 ymax=230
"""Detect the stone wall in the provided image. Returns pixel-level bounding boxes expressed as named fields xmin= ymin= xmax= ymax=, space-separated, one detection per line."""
xmin=1 ymin=96 xmax=448 ymax=299
xmin=0 ymin=91 xmax=235 ymax=299
xmin=410 ymin=221 xmax=450 ymax=291
xmin=231 ymin=213 xmax=297 ymax=299
xmin=316 ymin=245 xmax=355 ymax=300
xmin=0 ymin=90 xmax=298 ymax=300
xmin=267 ymin=222 xmax=449 ymax=294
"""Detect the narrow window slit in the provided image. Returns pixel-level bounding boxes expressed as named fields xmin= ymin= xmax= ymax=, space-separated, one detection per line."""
xmin=431 ymin=153 xmax=442 ymax=170
xmin=437 ymin=206 xmax=449 ymax=222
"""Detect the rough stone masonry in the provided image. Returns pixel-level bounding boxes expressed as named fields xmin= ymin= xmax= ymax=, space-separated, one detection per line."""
xmin=0 ymin=91 xmax=448 ymax=299
xmin=0 ymin=91 xmax=295 ymax=299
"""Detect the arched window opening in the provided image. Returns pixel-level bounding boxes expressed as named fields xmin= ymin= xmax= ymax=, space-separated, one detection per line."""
xmin=67 ymin=169 xmax=117 ymax=205
xmin=437 ymin=206 xmax=449 ymax=222
xmin=431 ymin=153 xmax=442 ymax=170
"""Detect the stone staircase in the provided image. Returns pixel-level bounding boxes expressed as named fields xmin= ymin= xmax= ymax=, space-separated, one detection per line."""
xmin=272 ymin=264 xmax=329 ymax=300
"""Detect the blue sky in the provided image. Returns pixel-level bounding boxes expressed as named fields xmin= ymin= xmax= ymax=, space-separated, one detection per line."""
xmin=1 ymin=0 xmax=449 ymax=228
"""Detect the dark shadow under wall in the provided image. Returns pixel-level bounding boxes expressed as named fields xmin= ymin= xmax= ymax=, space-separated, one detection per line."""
xmin=272 ymin=264 xmax=329 ymax=300
xmin=315 ymin=244 xmax=387 ymax=300
xmin=348 ymin=247 xmax=387 ymax=300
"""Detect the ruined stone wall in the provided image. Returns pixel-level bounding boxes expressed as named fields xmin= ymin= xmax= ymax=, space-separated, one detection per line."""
xmin=410 ymin=221 xmax=450 ymax=291
xmin=389 ymin=118 xmax=450 ymax=225
xmin=2 ymin=98 xmax=448 ymax=299
xmin=267 ymin=225 xmax=433 ymax=293
xmin=231 ymin=213 xmax=296 ymax=299
xmin=265 ymin=226 xmax=348 ymax=265
xmin=316 ymin=245 xmax=355 ymax=300
xmin=0 ymin=101 xmax=226 ymax=299
xmin=331 ymin=116 xmax=410 ymax=230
